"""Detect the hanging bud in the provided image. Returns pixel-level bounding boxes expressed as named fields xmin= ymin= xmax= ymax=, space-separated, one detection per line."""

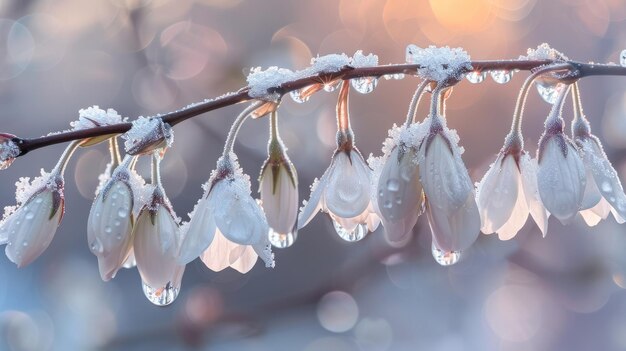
xmin=71 ymin=106 xmax=126 ymax=146
xmin=259 ymin=111 xmax=299 ymax=248
xmin=87 ymin=156 xmax=138 ymax=281
xmin=122 ymin=117 xmax=173 ymax=156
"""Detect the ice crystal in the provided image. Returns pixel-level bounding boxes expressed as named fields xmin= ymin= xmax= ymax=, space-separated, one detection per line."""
xmin=0 ymin=139 xmax=20 ymax=166
xmin=351 ymin=50 xmax=378 ymax=68
xmin=405 ymin=44 xmax=471 ymax=82
xmin=70 ymin=106 xmax=125 ymax=130
xmin=122 ymin=117 xmax=173 ymax=155
xmin=522 ymin=43 xmax=568 ymax=61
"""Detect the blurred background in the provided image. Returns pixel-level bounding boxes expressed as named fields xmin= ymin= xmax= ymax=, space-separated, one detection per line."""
xmin=0 ymin=0 xmax=626 ymax=350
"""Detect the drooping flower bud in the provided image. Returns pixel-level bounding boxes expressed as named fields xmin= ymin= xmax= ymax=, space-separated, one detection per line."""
xmin=71 ymin=106 xmax=126 ymax=146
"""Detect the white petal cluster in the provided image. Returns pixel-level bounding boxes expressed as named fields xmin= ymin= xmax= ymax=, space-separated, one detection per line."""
xmin=0 ymin=171 xmax=64 ymax=267
xmin=178 ymin=153 xmax=274 ymax=272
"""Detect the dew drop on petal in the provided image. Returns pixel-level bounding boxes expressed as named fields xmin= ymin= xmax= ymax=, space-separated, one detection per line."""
xmin=118 ymin=209 xmax=128 ymax=218
xmin=490 ymin=70 xmax=512 ymax=84
xmin=142 ymin=281 xmax=180 ymax=306
xmin=290 ymin=89 xmax=309 ymax=103
xmin=431 ymin=243 xmax=461 ymax=266
xmin=269 ymin=228 xmax=297 ymax=249
xmin=105 ymin=226 xmax=112 ymax=234
xmin=351 ymin=77 xmax=378 ymax=94
xmin=536 ymin=81 xmax=565 ymax=104
xmin=34 ymin=198 xmax=43 ymax=204
xmin=620 ymin=49 xmax=626 ymax=67
xmin=333 ymin=220 xmax=367 ymax=242
xmin=90 ymin=238 xmax=104 ymax=254
xmin=601 ymin=181 xmax=612 ymax=193
xmin=465 ymin=71 xmax=486 ymax=84
xmin=25 ymin=212 xmax=34 ymax=220
xmin=386 ymin=179 xmax=400 ymax=192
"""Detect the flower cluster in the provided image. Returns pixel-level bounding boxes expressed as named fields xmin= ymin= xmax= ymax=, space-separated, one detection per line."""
xmin=1 ymin=45 xmax=626 ymax=307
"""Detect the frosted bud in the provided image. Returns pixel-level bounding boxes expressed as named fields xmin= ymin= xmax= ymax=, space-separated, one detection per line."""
xmin=87 ymin=157 xmax=136 ymax=281
xmin=122 ymin=117 xmax=173 ymax=156
xmin=0 ymin=133 xmax=20 ymax=170
xmin=71 ymin=106 xmax=126 ymax=146
xmin=1 ymin=172 xmax=65 ymax=267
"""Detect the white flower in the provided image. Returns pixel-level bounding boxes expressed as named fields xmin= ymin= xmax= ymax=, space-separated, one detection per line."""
xmin=376 ymin=145 xmax=423 ymax=242
xmin=178 ymin=153 xmax=274 ymax=271
xmin=87 ymin=158 xmax=136 ymax=281
xmin=200 ymin=229 xmax=269 ymax=274
xmin=299 ymin=148 xmax=380 ymax=242
xmin=573 ymin=121 xmax=626 ymax=226
xmin=419 ymin=121 xmax=480 ymax=252
xmin=133 ymin=186 xmax=180 ymax=289
xmin=477 ymin=150 xmax=549 ymax=239
xmin=0 ymin=172 xmax=65 ymax=267
xmin=537 ymin=133 xmax=586 ymax=224
xmin=259 ymin=141 xmax=299 ymax=247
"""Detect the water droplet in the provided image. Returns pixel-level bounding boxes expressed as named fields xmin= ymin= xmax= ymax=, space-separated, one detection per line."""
xmin=22 ymin=241 xmax=28 ymax=247
xmin=34 ymin=198 xmax=43 ymax=204
xmin=384 ymin=200 xmax=392 ymax=209
xmin=142 ymin=281 xmax=180 ymax=306
xmin=395 ymin=197 xmax=402 ymax=205
xmin=290 ymin=89 xmax=309 ymax=103
xmin=536 ymin=80 xmax=565 ymax=104
xmin=111 ymin=193 xmax=118 ymax=200
xmin=114 ymin=220 xmax=121 ymax=227
xmin=490 ymin=70 xmax=512 ymax=84
xmin=465 ymin=71 xmax=486 ymax=84
xmin=386 ymin=179 xmax=400 ymax=192
xmin=333 ymin=220 xmax=368 ymax=242
xmin=378 ymin=190 xmax=384 ymax=197
xmin=95 ymin=212 xmax=101 ymax=217
xmin=384 ymin=73 xmax=405 ymax=80
xmin=323 ymin=80 xmax=341 ymax=92
xmin=351 ymin=77 xmax=378 ymax=94
xmin=621 ymin=49 xmax=626 ymax=67
xmin=25 ymin=212 xmax=34 ymax=220
xmin=90 ymin=238 xmax=104 ymax=254
xmin=116 ymin=234 xmax=122 ymax=240
xmin=431 ymin=243 xmax=461 ymax=266
xmin=118 ymin=209 xmax=128 ymax=218
xmin=0 ymin=157 xmax=14 ymax=170
xmin=105 ymin=226 xmax=112 ymax=234
xmin=601 ymin=181 xmax=612 ymax=193
xmin=269 ymin=228 xmax=297 ymax=249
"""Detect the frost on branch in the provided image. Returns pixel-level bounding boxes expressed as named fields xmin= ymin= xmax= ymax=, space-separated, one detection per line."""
xmin=122 ymin=117 xmax=173 ymax=155
xmin=405 ymin=44 xmax=471 ymax=82
xmin=0 ymin=134 xmax=20 ymax=170
xmin=522 ymin=43 xmax=568 ymax=61
xmin=70 ymin=106 xmax=126 ymax=130
xmin=246 ymin=51 xmax=378 ymax=100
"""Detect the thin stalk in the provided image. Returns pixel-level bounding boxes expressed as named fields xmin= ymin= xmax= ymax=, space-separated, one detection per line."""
xmin=151 ymin=153 xmax=162 ymax=186
xmin=404 ymin=80 xmax=430 ymax=126
xmin=571 ymin=82 xmax=584 ymax=122
xmin=336 ymin=80 xmax=351 ymax=134
xmin=269 ymin=110 xmax=280 ymax=141
xmin=52 ymin=140 xmax=81 ymax=176
xmin=109 ymin=137 xmax=122 ymax=168
xmin=545 ymin=84 xmax=572 ymax=130
xmin=222 ymin=101 xmax=265 ymax=158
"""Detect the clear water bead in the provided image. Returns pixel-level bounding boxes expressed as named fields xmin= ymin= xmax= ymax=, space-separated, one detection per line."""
xmin=290 ymin=89 xmax=309 ymax=103
xmin=323 ymin=80 xmax=341 ymax=92
xmin=142 ymin=281 xmax=180 ymax=306
xmin=620 ymin=50 xmax=626 ymax=67
xmin=269 ymin=228 xmax=297 ymax=249
xmin=431 ymin=243 xmax=461 ymax=266
xmin=351 ymin=77 xmax=378 ymax=94
xmin=90 ymin=238 xmax=104 ymax=254
xmin=333 ymin=220 xmax=367 ymax=242
xmin=465 ymin=71 xmax=486 ymax=84
xmin=536 ymin=81 xmax=565 ymax=104
xmin=490 ymin=70 xmax=512 ymax=84
xmin=0 ymin=157 xmax=14 ymax=170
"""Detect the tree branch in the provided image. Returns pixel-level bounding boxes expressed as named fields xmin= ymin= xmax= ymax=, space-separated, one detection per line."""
xmin=11 ymin=59 xmax=626 ymax=157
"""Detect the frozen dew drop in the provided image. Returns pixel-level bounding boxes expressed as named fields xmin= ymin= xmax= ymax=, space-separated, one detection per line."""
xmin=118 ymin=209 xmax=128 ymax=218
xmin=621 ymin=49 xmax=626 ymax=67
xmin=25 ymin=212 xmax=34 ymax=220
xmin=90 ymin=238 xmax=104 ymax=254
xmin=35 ymin=197 xmax=43 ymax=204
xmin=386 ymin=179 xmax=400 ymax=192
xmin=290 ymin=89 xmax=309 ymax=103
xmin=383 ymin=73 xmax=405 ymax=80
xmin=351 ymin=76 xmax=378 ymax=94
xmin=333 ymin=220 xmax=368 ymax=242
xmin=490 ymin=70 xmax=512 ymax=84
xmin=536 ymin=81 xmax=565 ymax=104
xmin=142 ymin=281 xmax=180 ymax=306
xmin=0 ymin=157 xmax=14 ymax=170
xmin=431 ymin=243 xmax=461 ymax=266
xmin=104 ymin=226 xmax=112 ymax=234
xmin=465 ymin=71 xmax=486 ymax=84
xmin=323 ymin=80 xmax=341 ymax=92
xmin=601 ymin=181 xmax=612 ymax=193
xmin=269 ymin=228 xmax=297 ymax=249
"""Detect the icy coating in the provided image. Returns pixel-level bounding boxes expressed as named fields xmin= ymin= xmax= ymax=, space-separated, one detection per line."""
xmin=0 ymin=139 xmax=20 ymax=164
xmin=1 ymin=169 xmax=60 ymax=228
xmin=522 ymin=43 xmax=568 ymax=61
xmin=122 ymin=116 xmax=173 ymax=154
xmin=247 ymin=51 xmax=378 ymax=99
xmin=405 ymin=45 xmax=472 ymax=82
xmin=70 ymin=106 xmax=126 ymax=130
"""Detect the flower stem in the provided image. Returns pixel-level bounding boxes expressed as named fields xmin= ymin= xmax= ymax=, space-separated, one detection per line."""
xmin=222 ymin=101 xmax=265 ymax=159
xmin=405 ymin=80 xmax=430 ymax=126
xmin=52 ymin=140 xmax=81 ymax=176
xmin=109 ymin=137 xmax=122 ymax=168
xmin=545 ymin=84 xmax=572 ymax=130
xmin=151 ymin=153 xmax=162 ymax=186
xmin=335 ymin=80 xmax=354 ymax=149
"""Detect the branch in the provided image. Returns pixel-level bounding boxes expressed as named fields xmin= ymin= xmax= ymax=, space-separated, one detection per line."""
xmin=11 ymin=59 xmax=626 ymax=156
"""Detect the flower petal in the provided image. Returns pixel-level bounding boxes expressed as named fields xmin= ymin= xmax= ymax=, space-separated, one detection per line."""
xmin=519 ymin=154 xmax=549 ymax=236
xmin=200 ymin=229 xmax=237 ymax=272
xmin=4 ymin=191 xmax=62 ymax=268
xmin=420 ymin=134 xmax=473 ymax=213
xmin=133 ymin=206 xmax=179 ymax=288
xmin=230 ymin=245 xmax=258 ymax=274
xmin=325 ymin=150 xmax=372 ymax=219
xmin=426 ymin=191 xmax=480 ymax=252
xmin=212 ymin=180 xmax=269 ymax=245
xmin=261 ymin=165 xmax=298 ymax=235
xmin=537 ymin=136 xmax=585 ymax=224
xmin=297 ymin=168 xmax=331 ymax=229
xmin=178 ymin=197 xmax=217 ymax=265
xmin=477 ymin=153 xmax=520 ymax=234
xmin=495 ymin=174 xmax=529 ymax=240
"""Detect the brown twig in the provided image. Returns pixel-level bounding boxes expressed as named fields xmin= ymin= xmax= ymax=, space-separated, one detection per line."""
xmin=11 ymin=59 xmax=626 ymax=157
